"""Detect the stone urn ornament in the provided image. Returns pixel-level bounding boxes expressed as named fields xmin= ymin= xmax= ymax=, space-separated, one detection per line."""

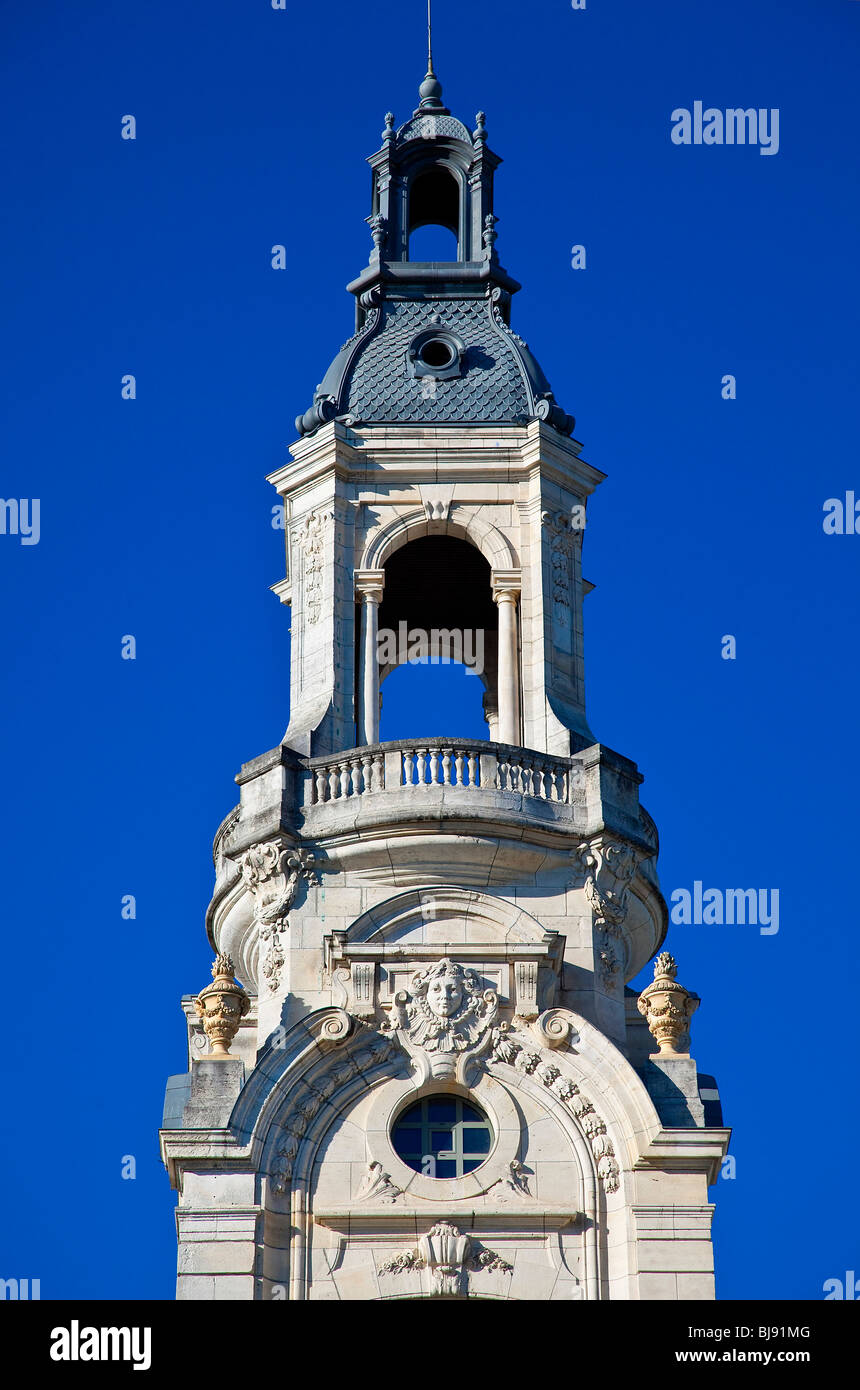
xmin=637 ymin=952 xmax=699 ymax=1057
xmin=194 ymin=954 xmax=250 ymax=1058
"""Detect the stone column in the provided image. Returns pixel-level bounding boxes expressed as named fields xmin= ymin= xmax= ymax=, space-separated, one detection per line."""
xmin=492 ymin=569 xmax=522 ymax=747
xmin=354 ymin=570 xmax=385 ymax=746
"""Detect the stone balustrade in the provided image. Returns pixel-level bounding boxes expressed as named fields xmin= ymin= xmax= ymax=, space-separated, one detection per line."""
xmin=303 ymin=739 xmax=577 ymax=808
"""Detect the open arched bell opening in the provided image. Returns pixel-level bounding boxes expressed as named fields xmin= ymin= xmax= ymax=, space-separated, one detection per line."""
xmin=406 ymin=165 xmax=462 ymax=261
xmin=355 ymin=534 xmax=512 ymax=746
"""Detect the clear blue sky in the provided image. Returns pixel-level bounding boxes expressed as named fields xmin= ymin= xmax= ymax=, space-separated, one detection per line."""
xmin=1 ymin=0 xmax=858 ymax=1300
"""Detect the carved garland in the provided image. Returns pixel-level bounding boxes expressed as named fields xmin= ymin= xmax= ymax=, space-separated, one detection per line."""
xmin=268 ymin=1007 xmax=621 ymax=1198
xmin=488 ymin=1022 xmax=621 ymax=1193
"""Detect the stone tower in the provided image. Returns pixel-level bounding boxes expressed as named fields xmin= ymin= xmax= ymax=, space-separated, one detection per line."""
xmin=160 ymin=60 xmax=730 ymax=1302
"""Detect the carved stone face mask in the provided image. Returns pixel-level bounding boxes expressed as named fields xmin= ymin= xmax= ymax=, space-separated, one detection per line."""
xmin=427 ymin=975 xmax=463 ymax=1018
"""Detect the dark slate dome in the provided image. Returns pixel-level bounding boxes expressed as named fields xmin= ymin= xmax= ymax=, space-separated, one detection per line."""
xmin=294 ymin=70 xmax=576 ymax=441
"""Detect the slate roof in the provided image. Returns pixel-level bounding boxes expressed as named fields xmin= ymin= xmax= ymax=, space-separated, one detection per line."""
xmin=343 ymin=298 xmax=531 ymax=426
xmin=396 ymin=112 xmax=474 ymax=145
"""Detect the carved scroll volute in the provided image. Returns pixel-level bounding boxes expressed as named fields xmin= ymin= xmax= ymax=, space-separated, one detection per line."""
xmin=384 ymin=957 xmax=498 ymax=1086
xmin=532 ymin=1008 xmax=576 ymax=1051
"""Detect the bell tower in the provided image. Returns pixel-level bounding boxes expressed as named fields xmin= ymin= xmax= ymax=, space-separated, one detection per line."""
xmin=160 ymin=58 xmax=730 ymax=1303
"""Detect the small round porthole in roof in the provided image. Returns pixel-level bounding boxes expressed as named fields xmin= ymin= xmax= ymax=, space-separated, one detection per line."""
xmin=407 ymin=323 xmax=465 ymax=381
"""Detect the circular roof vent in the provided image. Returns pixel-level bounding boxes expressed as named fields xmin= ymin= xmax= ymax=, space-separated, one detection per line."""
xmin=407 ymin=325 xmax=465 ymax=381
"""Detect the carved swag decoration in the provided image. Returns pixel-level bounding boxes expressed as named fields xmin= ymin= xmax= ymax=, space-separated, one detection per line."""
xmin=383 ymin=957 xmax=498 ymax=1083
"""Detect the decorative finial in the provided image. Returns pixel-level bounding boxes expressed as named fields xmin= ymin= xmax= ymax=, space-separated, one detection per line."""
xmin=418 ymin=0 xmax=444 ymax=109
xmin=636 ymin=952 xmax=700 ymax=1057
xmin=383 ymin=111 xmax=395 ymax=144
xmin=474 ymin=111 xmax=487 ymax=143
xmin=193 ymin=953 xmax=250 ymax=1058
xmin=482 ymin=212 xmax=499 ymax=257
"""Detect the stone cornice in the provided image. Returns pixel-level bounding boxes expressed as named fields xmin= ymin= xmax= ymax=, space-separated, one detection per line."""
xmin=633 ymin=1128 xmax=732 ymax=1186
xmin=266 ymin=421 xmax=605 ymax=503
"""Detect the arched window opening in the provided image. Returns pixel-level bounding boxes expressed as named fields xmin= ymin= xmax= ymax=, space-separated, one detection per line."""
xmin=407 ymin=167 xmax=460 ymax=260
xmin=371 ymin=535 xmax=498 ymax=742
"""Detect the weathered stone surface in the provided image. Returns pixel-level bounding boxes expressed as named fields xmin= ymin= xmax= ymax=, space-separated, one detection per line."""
xmin=159 ymin=62 xmax=728 ymax=1303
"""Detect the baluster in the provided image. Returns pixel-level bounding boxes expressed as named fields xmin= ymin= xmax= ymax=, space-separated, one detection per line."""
xmin=509 ymin=760 xmax=520 ymax=793
xmin=441 ymin=748 xmax=452 ymax=785
xmin=371 ymin=753 xmax=384 ymax=792
xmin=360 ymin=753 xmax=373 ymax=794
xmin=339 ymin=762 xmax=350 ymax=799
xmin=454 ymin=749 xmax=465 ymax=786
xmin=328 ymin=765 xmax=339 ymax=801
xmin=540 ymin=763 xmax=552 ymax=800
xmin=428 ymin=748 xmax=439 ymax=785
xmin=416 ymin=748 xmax=427 ymax=786
xmin=314 ymin=768 xmax=327 ymax=804
xmin=403 ymin=748 xmax=414 ymax=786
xmin=468 ymin=751 xmax=479 ymax=786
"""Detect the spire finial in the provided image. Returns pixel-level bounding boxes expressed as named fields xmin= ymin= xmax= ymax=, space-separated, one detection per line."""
xmin=418 ymin=0 xmax=445 ymax=110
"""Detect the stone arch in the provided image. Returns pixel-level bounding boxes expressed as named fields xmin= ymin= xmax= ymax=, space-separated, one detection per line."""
xmin=361 ymin=505 xmax=518 ymax=573
xmin=237 ymin=997 xmax=663 ymax=1300
xmin=345 ymin=884 xmax=559 ymax=947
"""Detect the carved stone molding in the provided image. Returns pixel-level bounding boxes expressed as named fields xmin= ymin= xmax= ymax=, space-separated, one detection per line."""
xmin=383 ymin=957 xmax=498 ymax=1084
xmin=378 ymin=1222 xmax=513 ymax=1297
xmin=239 ymin=841 xmax=317 ymax=992
xmin=575 ymin=836 xmax=638 ymax=933
xmin=541 ymin=508 xmax=577 ymax=610
xmin=268 ymin=1024 xmax=395 ymax=1197
xmin=296 ymin=509 xmax=333 ymax=625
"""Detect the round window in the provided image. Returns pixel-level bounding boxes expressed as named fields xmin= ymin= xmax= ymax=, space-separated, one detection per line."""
xmin=419 ymin=337 xmax=456 ymax=370
xmin=392 ymin=1095 xmax=493 ymax=1178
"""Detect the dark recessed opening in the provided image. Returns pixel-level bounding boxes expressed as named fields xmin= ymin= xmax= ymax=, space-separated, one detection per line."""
xmin=408 ymin=167 xmax=460 ymax=239
xmin=420 ymin=338 xmax=456 ymax=369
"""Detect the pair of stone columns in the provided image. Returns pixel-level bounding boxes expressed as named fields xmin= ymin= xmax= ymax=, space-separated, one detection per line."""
xmin=354 ymin=567 xmax=522 ymax=747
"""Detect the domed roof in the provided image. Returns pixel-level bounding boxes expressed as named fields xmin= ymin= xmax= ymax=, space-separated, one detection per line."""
xmin=299 ymin=295 xmax=575 ymax=436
